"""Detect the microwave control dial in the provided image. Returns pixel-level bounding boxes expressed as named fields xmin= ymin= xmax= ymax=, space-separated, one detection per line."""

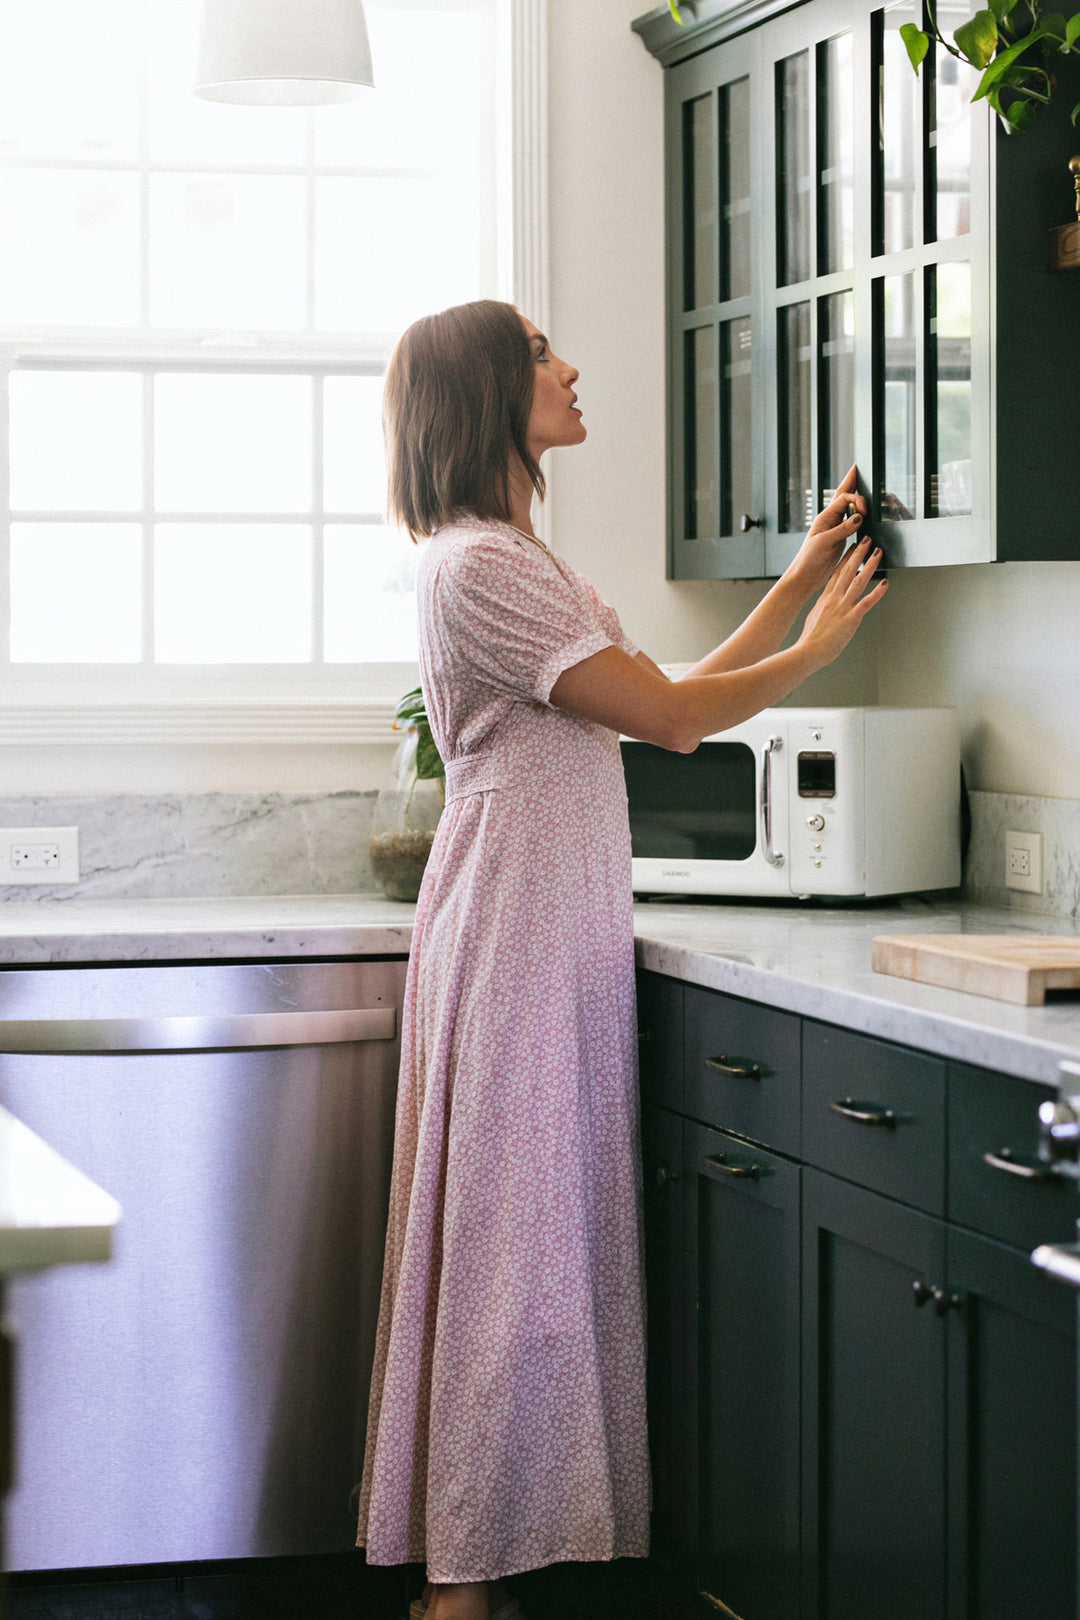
xmin=806 ymin=813 xmax=826 ymax=832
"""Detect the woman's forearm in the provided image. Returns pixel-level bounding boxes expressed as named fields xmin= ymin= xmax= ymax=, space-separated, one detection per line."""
xmin=683 ymin=568 xmax=811 ymax=677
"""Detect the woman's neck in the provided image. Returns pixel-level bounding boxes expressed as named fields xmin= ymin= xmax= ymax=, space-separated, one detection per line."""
xmin=506 ymin=454 xmax=538 ymax=537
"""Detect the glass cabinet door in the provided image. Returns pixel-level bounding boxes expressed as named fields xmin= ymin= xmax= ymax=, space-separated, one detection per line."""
xmin=667 ymin=33 xmax=764 ymax=579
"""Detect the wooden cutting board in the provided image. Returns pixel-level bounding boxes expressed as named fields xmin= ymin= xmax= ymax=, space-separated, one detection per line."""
xmin=872 ymin=934 xmax=1080 ymax=1006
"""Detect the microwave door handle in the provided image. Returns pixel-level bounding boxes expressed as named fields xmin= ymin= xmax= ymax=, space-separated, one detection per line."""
xmin=759 ymin=735 xmax=785 ymax=868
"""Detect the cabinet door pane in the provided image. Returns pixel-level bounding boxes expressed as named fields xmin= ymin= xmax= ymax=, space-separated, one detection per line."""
xmin=930 ymin=261 xmax=971 ymax=516
xmin=776 ymin=50 xmax=812 ymax=286
xmin=684 ymin=94 xmax=717 ymax=312
xmin=820 ymin=290 xmax=854 ymax=507
xmin=686 ymin=326 xmax=718 ymax=538
xmin=779 ymin=300 xmax=812 ymax=532
xmin=720 ymin=78 xmax=752 ymax=301
xmin=931 ymin=5 xmax=977 ymax=240
xmin=721 ymin=317 xmax=753 ymax=536
xmin=877 ymin=1 xmax=920 ymax=256
xmin=878 ymin=272 xmax=917 ymax=520
xmin=819 ymin=33 xmax=854 ymax=274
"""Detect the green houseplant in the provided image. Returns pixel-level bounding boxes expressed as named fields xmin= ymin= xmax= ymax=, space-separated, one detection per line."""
xmin=900 ymin=0 xmax=1080 ymax=130
xmin=369 ymin=686 xmax=445 ymax=902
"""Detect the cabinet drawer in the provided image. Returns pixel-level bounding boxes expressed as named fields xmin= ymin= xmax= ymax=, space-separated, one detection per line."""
xmin=802 ymin=1022 xmax=945 ymax=1215
xmin=949 ymin=1062 xmax=1078 ymax=1250
xmin=684 ymin=986 xmax=800 ymax=1154
xmin=637 ymin=971 xmax=684 ymax=1113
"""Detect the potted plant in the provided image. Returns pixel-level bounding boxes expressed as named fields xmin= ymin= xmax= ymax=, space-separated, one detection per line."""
xmin=370 ymin=687 xmax=445 ymax=902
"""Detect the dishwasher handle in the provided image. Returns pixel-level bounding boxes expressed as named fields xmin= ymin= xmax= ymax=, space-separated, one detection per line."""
xmin=0 ymin=1007 xmax=397 ymax=1055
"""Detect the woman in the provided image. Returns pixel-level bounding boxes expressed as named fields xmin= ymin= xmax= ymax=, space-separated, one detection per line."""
xmin=355 ymin=300 xmax=886 ymax=1620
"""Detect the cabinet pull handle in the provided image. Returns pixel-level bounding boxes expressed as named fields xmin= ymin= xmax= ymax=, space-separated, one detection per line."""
xmin=705 ymin=1053 xmax=763 ymax=1081
xmin=0 ymin=1007 xmax=396 ymax=1054
xmin=704 ymin=1151 xmax=760 ymax=1181
xmin=932 ymin=1286 xmax=963 ymax=1317
xmin=739 ymin=513 xmax=764 ymax=532
xmin=1031 ymin=1242 xmax=1080 ymax=1290
xmin=829 ymin=1096 xmax=897 ymax=1128
xmin=912 ymin=1279 xmax=933 ymax=1307
xmin=982 ymin=1147 xmax=1059 ymax=1182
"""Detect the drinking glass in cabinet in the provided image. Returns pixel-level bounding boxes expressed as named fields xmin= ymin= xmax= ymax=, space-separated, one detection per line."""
xmin=930 ymin=260 xmax=972 ymax=516
xmin=776 ymin=51 xmax=811 ymax=286
xmin=819 ymin=33 xmax=854 ymax=275
xmin=684 ymin=94 xmax=716 ymax=312
xmin=879 ymin=271 xmax=916 ymax=520
xmin=820 ymin=290 xmax=855 ymax=510
xmin=720 ymin=78 xmax=751 ymax=302
xmin=779 ymin=301 xmax=812 ymax=533
xmin=877 ymin=0 xmax=920 ymax=256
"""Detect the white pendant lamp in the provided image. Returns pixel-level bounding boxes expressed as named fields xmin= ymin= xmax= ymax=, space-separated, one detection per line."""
xmin=194 ymin=0 xmax=375 ymax=105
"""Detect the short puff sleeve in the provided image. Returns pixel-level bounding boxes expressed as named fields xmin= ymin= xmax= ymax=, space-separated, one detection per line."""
xmin=439 ymin=535 xmax=622 ymax=705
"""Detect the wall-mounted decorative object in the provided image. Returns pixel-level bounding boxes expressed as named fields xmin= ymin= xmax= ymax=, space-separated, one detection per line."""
xmin=194 ymin=0 xmax=374 ymax=105
xmin=1048 ymin=154 xmax=1080 ymax=268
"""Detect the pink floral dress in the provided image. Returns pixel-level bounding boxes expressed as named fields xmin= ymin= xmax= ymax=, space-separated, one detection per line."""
xmin=355 ymin=514 xmax=650 ymax=1584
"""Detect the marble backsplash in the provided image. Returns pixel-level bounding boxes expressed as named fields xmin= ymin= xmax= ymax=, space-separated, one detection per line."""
xmin=0 ymin=792 xmax=379 ymax=902
xmin=964 ymin=789 xmax=1080 ymax=922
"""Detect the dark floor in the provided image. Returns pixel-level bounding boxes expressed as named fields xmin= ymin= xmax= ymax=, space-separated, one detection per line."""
xmin=8 ymin=1554 xmax=706 ymax=1620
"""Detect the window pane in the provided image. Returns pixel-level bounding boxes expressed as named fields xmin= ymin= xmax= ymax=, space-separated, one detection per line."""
xmin=776 ymin=51 xmax=811 ymax=287
xmin=932 ymin=8 xmax=977 ymax=240
xmin=324 ymin=525 xmax=418 ymax=662
xmin=0 ymin=0 xmax=142 ymax=163
xmin=880 ymin=272 xmax=917 ymax=519
xmin=684 ymin=326 xmax=718 ymax=539
xmin=720 ymin=317 xmax=752 ymax=537
xmin=684 ymin=94 xmax=716 ymax=312
xmin=149 ymin=175 xmax=307 ymax=330
xmin=147 ymin=2 xmax=308 ymax=168
xmin=155 ymin=375 xmax=311 ymax=513
xmin=324 ymin=377 xmax=387 ymax=514
xmin=10 ymin=522 xmax=141 ymax=661
xmin=931 ymin=261 xmax=971 ymax=516
xmin=0 ymin=171 xmax=141 ymax=326
xmin=820 ymin=34 xmax=854 ymax=274
xmin=820 ymin=290 xmax=855 ymax=508
xmin=315 ymin=8 xmax=488 ymax=171
xmin=155 ymin=524 xmax=312 ymax=662
xmin=315 ymin=177 xmax=477 ymax=333
xmin=721 ymin=79 xmax=751 ymax=302
xmin=779 ymin=301 xmax=812 ymax=532
xmin=880 ymin=1 xmax=920 ymax=255
xmin=10 ymin=372 xmax=142 ymax=511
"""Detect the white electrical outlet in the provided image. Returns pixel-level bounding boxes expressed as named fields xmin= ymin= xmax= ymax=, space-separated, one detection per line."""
xmin=1005 ymin=829 xmax=1043 ymax=894
xmin=0 ymin=826 xmax=79 ymax=885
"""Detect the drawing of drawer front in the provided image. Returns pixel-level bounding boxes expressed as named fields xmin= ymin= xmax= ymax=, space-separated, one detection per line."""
xmin=684 ymin=986 xmax=800 ymax=1155
xmin=949 ymin=1061 xmax=1077 ymax=1250
xmin=802 ymin=1022 xmax=946 ymax=1215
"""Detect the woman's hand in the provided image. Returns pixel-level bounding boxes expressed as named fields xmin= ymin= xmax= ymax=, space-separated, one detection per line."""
xmin=797 ymin=535 xmax=888 ymax=666
xmin=788 ymin=464 xmax=868 ymax=596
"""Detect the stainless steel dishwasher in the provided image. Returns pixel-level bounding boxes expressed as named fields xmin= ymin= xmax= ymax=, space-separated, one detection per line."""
xmin=0 ymin=956 xmax=407 ymax=1572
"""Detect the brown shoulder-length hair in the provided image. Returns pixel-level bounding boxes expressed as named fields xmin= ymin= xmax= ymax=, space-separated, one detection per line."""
xmin=383 ymin=299 xmax=545 ymax=542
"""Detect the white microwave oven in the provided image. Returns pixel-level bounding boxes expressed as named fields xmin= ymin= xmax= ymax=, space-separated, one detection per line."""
xmin=621 ymin=707 xmax=961 ymax=900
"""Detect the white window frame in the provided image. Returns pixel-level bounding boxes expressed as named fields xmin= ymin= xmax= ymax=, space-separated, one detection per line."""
xmin=0 ymin=0 xmax=548 ymax=749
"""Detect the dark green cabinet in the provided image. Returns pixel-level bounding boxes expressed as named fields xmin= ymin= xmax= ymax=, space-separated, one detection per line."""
xmin=636 ymin=969 xmax=1078 ymax=1619
xmin=635 ymin=0 xmax=1080 ymax=576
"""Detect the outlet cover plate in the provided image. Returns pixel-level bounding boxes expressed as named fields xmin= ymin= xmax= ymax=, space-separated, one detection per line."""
xmin=1005 ymin=829 xmax=1043 ymax=894
xmin=0 ymin=826 xmax=79 ymax=885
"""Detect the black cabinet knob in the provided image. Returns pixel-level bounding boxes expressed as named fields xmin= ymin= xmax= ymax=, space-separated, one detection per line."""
xmin=740 ymin=513 xmax=764 ymax=533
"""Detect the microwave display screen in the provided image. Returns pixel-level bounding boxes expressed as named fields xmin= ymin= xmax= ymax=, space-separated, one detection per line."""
xmin=798 ymin=750 xmax=836 ymax=798
xmin=620 ymin=740 xmax=756 ymax=860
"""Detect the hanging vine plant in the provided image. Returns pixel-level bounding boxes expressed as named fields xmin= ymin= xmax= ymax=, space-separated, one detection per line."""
xmin=666 ymin=0 xmax=1080 ymax=128
xmin=901 ymin=0 xmax=1080 ymax=130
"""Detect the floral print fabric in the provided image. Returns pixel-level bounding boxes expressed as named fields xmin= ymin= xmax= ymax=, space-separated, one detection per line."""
xmin=355 ymin=516 xmax=651 ymax=1583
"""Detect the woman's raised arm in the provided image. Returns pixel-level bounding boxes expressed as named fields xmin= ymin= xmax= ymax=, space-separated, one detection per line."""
xmin=550 ymin=535 xmax=887 ymax=753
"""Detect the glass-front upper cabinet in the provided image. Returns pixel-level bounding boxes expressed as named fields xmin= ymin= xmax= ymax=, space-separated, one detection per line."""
xmin=643 ymin=0 xmax=1080 ymax=576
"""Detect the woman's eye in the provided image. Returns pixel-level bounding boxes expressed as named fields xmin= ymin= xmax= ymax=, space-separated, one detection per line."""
xmin=535 ymin=346 xmax=548 ymax=362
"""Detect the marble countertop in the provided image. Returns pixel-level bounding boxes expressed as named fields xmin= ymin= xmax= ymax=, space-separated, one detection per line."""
xmin=0 ymin=892 xmax=1078 ymax=1085
xmin=0 ymin=1104 xmax=121 ymax=1275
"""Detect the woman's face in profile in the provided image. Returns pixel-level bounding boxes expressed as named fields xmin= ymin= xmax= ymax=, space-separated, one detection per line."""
xmin=521 ymin=316 xmax=587 ymax=458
